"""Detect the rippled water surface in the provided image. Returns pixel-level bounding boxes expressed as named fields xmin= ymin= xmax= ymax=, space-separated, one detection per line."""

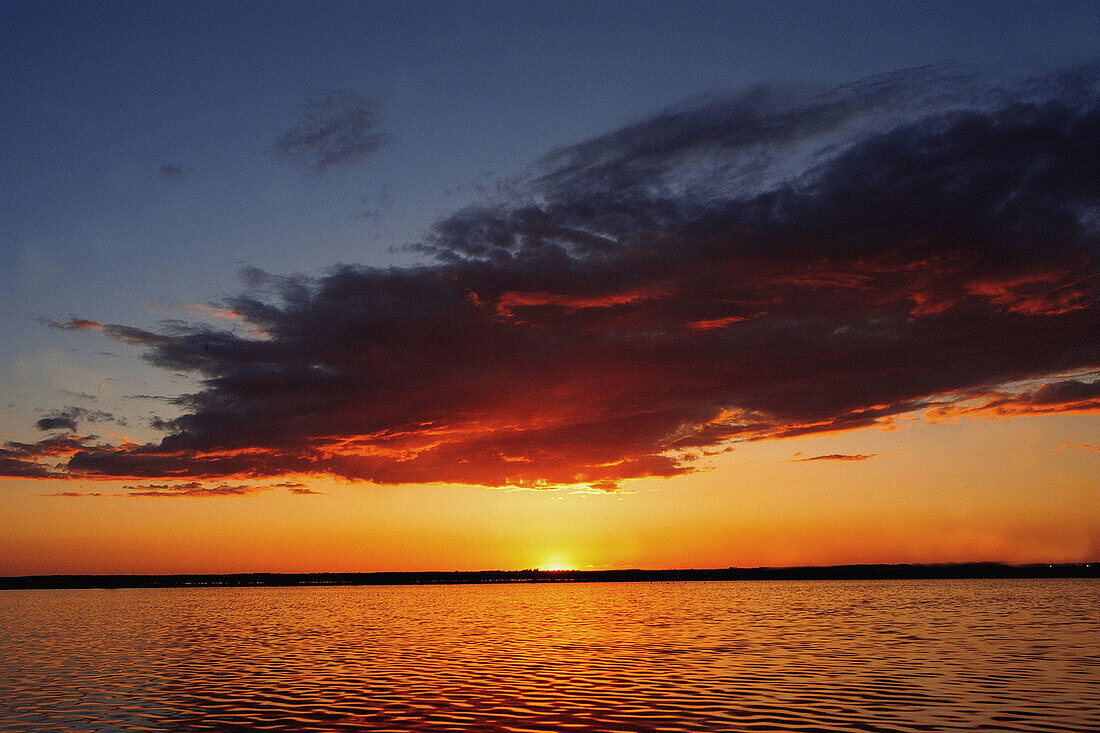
xmin=1 ymin=579 xmax=1098 ymax=731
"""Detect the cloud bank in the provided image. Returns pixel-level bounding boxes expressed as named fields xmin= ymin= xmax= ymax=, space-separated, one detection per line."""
xmin=9 ymin=65 xmax=1100 ymax=491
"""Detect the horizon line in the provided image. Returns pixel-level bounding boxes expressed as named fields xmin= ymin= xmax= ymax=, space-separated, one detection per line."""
xmin=3 ymin=561 xmax=1096 ymax=590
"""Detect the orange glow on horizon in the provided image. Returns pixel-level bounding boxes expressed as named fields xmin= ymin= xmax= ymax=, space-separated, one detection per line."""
xmin=2 ymin=413 xmax=1095 ymax=576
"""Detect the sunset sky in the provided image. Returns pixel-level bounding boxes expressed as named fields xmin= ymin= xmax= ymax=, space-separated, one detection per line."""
xmin=2 ymin=1 xmax=1098 ymax=575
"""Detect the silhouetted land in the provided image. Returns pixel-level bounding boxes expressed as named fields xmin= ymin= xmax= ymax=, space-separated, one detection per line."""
xmin=1 ymin=563 xmax=1096 ymax=589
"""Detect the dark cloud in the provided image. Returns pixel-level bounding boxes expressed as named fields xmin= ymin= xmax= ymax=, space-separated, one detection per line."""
xmin=36 ymin=406 xmax=120 ymax=432
xmin=272 ymin=94 xmax=392 ymax=174
xmin=35 ymin=416 xmax=79 ymax=432
xmin=158 ymin=164 xmax=191 ymax=180
xmin=42 ymin=491 xmax=102 ymax=497
xmin=19 ymin=65 xmax=1100 ymax=490
xmin=792 ymin=454 xmax=879 ymax=462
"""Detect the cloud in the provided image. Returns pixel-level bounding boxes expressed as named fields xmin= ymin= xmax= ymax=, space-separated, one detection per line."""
xmin=266 ymin=480 xmax=322 ymax=494
xmin=158 ymin=164 xmax=191 ymax=180
xmin=1055 ymin=442 xmax=1100 ymax=453
xmin=925 ymin=378 xmax=1100 ymax=420
xmin=791 ymin=454 xmax=879 ymax=462
xmin=355 ymin=187 xmax=393 ymax=222
xmin=121 ymin=482 xmax=267 ymax=498
xmin=36 ymin=406 xmax=120 ymax=432
xmin=272 ymin=94 xmax=392 ymax=174
xmin=42 ymin=491 xmax=102 ymax=497
xmin=46 ymin=318 xmax=165 ymax=345
xmin=19 ymin=64 xmax=1100 ymax=490
xmin=35 ymin=416 xmax=79 ymax=432
xmin=46 ymin=317 xmax=101 ymax=332
xmin=62 ymin=391 xmax=99 ymax=401
xmin=1 ymin=435 xmax=88 ymax=478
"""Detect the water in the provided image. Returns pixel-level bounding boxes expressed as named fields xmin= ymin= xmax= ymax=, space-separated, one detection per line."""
xmin=0 ymin=579 xmax=1097 ymax=732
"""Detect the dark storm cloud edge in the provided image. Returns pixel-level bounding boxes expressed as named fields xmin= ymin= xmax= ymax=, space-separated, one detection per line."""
xmin=7 ymin=64 xmax=1100 ymax=491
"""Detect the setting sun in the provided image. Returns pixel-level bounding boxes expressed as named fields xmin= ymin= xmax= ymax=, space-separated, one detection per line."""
xmin=539 ymin=557 xmax=575 ymax=572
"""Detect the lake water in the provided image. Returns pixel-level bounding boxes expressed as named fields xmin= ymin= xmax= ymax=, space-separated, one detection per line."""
xmin=0 ymin=579 xmax=1097 ymax=732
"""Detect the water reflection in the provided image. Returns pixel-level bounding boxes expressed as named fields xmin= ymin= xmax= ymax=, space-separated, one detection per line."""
xmin=1 ymin=580 xmax=1097 ymax=731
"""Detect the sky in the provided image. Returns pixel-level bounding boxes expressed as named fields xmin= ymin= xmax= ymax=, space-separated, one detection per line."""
xmin=1 ymin=0 xmax=1098 ymax=575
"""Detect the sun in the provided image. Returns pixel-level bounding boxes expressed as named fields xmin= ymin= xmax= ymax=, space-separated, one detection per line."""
xmin=539 ymin=557 xmax=575 ymax=571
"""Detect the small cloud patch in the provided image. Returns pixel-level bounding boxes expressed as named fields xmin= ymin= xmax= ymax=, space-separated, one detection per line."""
xmin=159 ymin=164 xmax=191 ymax=180
xmin=122 ymin=482 xmax=266 ymax=498
xmin=791 ymin=453 xmax=879 ymax=462
xmin=36 ymin=407 xmax=120 ymax=433
xmin=273 ymin=94 xmax=391 ymax=174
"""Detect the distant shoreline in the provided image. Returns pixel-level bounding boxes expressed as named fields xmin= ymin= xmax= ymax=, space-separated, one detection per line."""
xmin=1 ymin=563 xmax=1096 ymax=590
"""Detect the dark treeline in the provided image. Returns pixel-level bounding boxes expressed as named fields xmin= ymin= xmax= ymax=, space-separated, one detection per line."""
xmin=1 ymin=563 xmax=1096 ymax=590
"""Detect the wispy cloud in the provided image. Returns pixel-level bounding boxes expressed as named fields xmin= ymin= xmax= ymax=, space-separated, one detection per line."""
xmin=39 ymin=482 xmax=304 ymax=498
xmin=15 ymin=64 xmax=1100 ymax=491
xmin=158 ymin=164 xmax=191 ymax=181
xmin=791 ymin=454 xmax=879 ymax=462
xmin=272 ymin=94 xmax=392 ymax=174
xmin=268 ymin=480 xmax=322 ymax=494
xmin=1054 ymin=441 xmax=1100 ymax=453
xmin=122 ymin=482 xmax=266 ymax=498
